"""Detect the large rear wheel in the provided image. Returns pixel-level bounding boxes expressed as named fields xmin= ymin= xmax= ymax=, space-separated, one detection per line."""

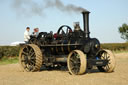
xmin=19 ymin=44 xmax=43 ymax=72
xmin=67 ymin=50 xmax=87 ymax=75
xmin=97 ymin=49 xmax=116 ymax=72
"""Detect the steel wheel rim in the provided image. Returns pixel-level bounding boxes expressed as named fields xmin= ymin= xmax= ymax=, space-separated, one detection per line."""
xmin=98 ymin=49 xmax=116 ymax=72
xmin=67 ymin=50 xmax=87 ymax=75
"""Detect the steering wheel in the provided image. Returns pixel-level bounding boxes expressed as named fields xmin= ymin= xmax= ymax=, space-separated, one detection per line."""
xmin=57 ymin=25 xmax=72 ymax=35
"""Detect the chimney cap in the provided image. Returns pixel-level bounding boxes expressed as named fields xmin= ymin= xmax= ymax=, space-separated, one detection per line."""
xmin=82 ymin=11 xmax=90 ymax=14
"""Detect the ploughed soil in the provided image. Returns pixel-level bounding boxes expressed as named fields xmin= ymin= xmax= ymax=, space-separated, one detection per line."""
xmin=0 ymin=52 xmax=128 ymax=85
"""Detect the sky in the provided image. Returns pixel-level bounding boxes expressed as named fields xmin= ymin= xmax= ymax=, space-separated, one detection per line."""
xmin=0 ymin=0 xmax=128 ymax=45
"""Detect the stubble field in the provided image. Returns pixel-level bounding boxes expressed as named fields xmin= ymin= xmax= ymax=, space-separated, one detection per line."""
xmin=0 ymin=52 xmax=128 ymax=85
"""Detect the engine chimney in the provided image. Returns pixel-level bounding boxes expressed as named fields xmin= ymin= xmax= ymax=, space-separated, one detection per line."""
xmin=82 ymin=11 xmax=90 ymax=38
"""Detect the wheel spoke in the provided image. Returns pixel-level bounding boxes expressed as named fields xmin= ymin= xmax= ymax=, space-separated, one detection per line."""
xmin=19 ymin=44 xmax=43 ymax=72
xmin=97 ymin=50 xmax=115 ymax=72
xmin=31 ymin=57 xmax=36 ymax=60
xmin=30 ymin=60 xmax=36 ymax=65
xmin=74 ymin=66 xmax=79 ymax=74
xmin=104 ymin=52 xmax=107 ymax=58
xmin=29 ymin=66 xmax=33 ymax=71
xmin=22 ymin=51 xmax=28 ymax=56
xmin=70 ymin=58 xmax=74 ymax=62
xmin=24 ymin=60 xmax=28 ymax=64
xmin=105 ymin=53 xmax=108 ymax=60
xmin=30 ymin=52 xmax=35 ymax=57
xmin=107 ymin=56 xmax=110 ymax=60
xmin=71 ymin=66 xmax=75 ymax=70
xmin=105 ymin=65 xmax=109 ymax=70
xmin=25 ymin=46 xmax=29 ymax=52
xmin=29 ymin=48 xmax=33 ymax=54
xmin=103 ymin=53 xmax=106 ymax=59
xmin=70 ymin=52 xmax=81 ymax=74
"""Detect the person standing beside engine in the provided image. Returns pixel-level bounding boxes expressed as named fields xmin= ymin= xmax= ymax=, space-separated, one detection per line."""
xmin=24 ymin=27 xmax=30 ymax=44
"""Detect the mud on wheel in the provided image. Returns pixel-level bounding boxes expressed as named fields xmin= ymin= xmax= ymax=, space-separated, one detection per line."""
xmin=67 ymin=50 xmax=87 ymax=75
xmin=19 ymin=44 xmax=42 ymax=72
xmin=97 ymin=49 xmax=116 ymax=72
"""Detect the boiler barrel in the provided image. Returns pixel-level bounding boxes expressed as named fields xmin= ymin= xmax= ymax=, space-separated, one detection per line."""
xmin=46 ymin=40 xmax=82 ymax=55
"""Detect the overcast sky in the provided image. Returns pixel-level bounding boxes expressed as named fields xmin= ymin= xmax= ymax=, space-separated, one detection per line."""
xmin=0 ymin=0 xmax=128 ymax=45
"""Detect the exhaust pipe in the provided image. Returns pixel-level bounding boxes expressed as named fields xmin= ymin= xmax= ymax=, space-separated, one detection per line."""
xmin=82 ymin=11 xmax=90 ymax=38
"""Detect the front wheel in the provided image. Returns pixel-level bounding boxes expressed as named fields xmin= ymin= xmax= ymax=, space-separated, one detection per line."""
xmin=97 ymin=49 xmax=116 ymax=72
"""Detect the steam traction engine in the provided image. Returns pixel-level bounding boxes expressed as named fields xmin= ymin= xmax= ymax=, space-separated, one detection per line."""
xmin=19 ymin=11 xmax=116 ymax=75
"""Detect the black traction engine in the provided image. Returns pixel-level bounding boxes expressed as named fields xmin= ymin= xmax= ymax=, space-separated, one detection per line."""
xmin=19 ymin=11 xmax=116 ymax=75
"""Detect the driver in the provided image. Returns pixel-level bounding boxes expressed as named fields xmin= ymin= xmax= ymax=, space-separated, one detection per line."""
xmin=32 ymin=28 xmax=39 ymax=37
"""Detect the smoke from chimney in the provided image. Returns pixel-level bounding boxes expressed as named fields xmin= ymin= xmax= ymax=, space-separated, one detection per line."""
xmin=12 ymin=0 xmax=45 ymax=16
xmin=45 ymin=0 xmax=88 ymax=13
xmin=11 ymin=0 xmax=88 ymax=16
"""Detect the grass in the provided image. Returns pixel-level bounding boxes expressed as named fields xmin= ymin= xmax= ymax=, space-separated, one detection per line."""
xmin=0 ymin=57 xmax=18 ymax=65
xmin=0 ymin=50 xmax=127 ymax=65
xmin=113 ymin=50 xmax=128 ymax=54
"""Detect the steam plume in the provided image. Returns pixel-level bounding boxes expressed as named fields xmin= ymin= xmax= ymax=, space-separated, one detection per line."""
xmin=45 ymin=0 xmax=88 ymax=13
xmin=12 ymin=0 xmax=44 ymax=16
xmin=11 ymin=0 xmax=88 ymax=16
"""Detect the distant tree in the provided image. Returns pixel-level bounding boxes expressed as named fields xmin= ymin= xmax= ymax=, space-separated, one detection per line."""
xmin=118 ymin=23 xmax=128 ymax=42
